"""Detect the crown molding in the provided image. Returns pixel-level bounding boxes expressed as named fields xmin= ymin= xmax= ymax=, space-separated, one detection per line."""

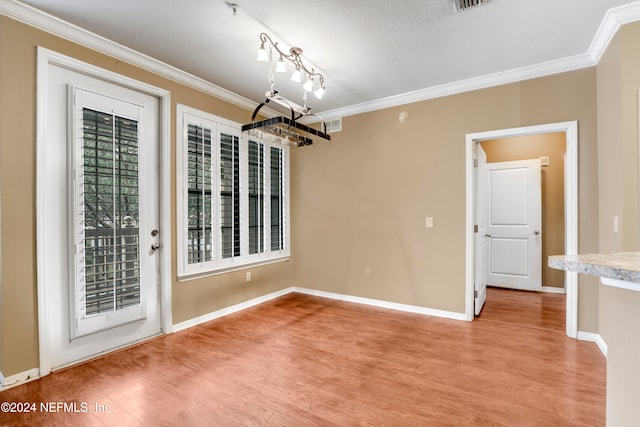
xmin=0 ymin=0 xmax=279 ymax=117
xmin=589 ymin=0 xmax=640 ymax=63
xmin=317 ymin=0 xmax=640 ymax=121
xmin=317 ymin=53 xmax=594 ymax=121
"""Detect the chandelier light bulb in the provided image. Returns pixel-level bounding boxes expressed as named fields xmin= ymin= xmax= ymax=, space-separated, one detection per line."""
xmin=314 ymin=86 xmax=325 ymax=99
xmin=257 ymin=42 xmax=268 ymax=62
xmin=291 ymin=67 xmax=302 ymax=83
xmin=303 ymin=76 xmax=314 ymax=92
xmin=275 ymin=56 xmax=286 ymax=72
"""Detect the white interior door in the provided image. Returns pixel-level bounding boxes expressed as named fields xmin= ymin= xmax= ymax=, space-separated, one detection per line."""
xmin=486 ymin=159 xmax=542 ymax=291
xmin=42 ymin=64 xmax=162 ymax=370
xmin=474 ymin=145 xmax=488 ymax=314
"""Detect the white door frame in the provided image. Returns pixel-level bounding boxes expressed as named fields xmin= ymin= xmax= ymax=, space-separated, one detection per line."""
xmin=36 ymin=47 xmax=173 ymax=375
xmin=465 ymin=121 xmax=578 ymax=338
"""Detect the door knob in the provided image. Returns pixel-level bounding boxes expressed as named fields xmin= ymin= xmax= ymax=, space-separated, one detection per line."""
xmin=485 ymin=234 xmax=492 ymax=238
xmin=534 ymin=230 xmax=541 ymax=235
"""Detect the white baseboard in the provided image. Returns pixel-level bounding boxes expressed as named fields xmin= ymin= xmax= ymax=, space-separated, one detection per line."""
xmin=172 ymin=286 xmax=467 ymax=333
xmin=541 ymin=286 xmax=566 ymax=294
xmin=292 ymin=287 xmax=467 ymax=321
xmin=0 ymin=368 xmax=40 ymax=391
xmin=171 ymin=287 xmax=294 ymax=333
xmin=577 ymin=331 xmax=608 ymax=358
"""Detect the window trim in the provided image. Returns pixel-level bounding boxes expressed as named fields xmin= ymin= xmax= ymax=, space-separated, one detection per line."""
xmin=176 ymin=105 xmax=290 ymax=280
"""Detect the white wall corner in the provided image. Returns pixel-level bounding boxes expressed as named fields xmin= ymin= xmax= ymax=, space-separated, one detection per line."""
xmin=170 ymin=287 xmax=295 ymax=333
xmin=292 ymin=287 xmax=467 ymax=321
xmin=577 ymin=331 xmax=608 ymax=358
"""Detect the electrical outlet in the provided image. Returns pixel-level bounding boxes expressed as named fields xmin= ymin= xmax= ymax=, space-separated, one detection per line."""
xmin=426 ymin=216 xmax=434 ymax=228
xmin=364 ymin=265 xmax=371 ymax=276
xmin=245 ymin=271 xmax=252 ymax=282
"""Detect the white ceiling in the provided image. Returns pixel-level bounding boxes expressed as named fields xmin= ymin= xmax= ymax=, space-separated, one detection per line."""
xmin=16 ymin=0 xmax=639 ymax=118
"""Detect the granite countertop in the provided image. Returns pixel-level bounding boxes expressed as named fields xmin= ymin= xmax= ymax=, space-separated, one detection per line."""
xmin=548 ymin=252 xmax=640 ymax=284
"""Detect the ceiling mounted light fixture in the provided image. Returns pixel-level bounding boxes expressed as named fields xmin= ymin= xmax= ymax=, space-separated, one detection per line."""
xmin=244 ymin=32 xmax=330 ymax=148
xmin=255 ymin=32 xmax=326 ymax=100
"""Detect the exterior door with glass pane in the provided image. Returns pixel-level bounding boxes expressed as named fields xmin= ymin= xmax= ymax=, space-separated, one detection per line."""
xmin=69 ymin=88 xmax=157 ymax=340
xmin=45 ymin=75 xmax=161 ymax=369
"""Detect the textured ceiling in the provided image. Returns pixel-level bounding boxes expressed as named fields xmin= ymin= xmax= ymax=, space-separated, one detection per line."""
xmin=17 ymin=0 xmax=638 ymax=117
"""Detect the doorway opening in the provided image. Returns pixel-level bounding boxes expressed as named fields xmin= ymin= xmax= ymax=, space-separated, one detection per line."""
xmin=465 ymin=121 xmax=578 ymax=338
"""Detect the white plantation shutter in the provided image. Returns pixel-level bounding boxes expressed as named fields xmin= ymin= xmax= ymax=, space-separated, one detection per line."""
xmin=70 ymin=87 xmax=148 ymax=339
xmin=220 ymin=132 xmax=240 ymax=259
xmin=176 ymin=105 xmax=290 ymax=279
xmin=270 ymin=146 xmax=285 ymax=251
xmin=186 ymin=124 xmax=213 ymax=264
xmin=81 ymin=109 xmax=141 ymax=315
xmin=248 ymin=140 xmax=265 ymax=255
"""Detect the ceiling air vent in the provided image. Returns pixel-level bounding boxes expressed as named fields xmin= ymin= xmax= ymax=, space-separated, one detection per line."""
xmin=454 ymin=0 xmax=488 ymax=12
xmin=325 ymin=118 xmax=342 ymax=133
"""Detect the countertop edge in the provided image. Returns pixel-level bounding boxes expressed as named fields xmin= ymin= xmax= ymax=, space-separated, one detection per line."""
xmin=548 ymin=253 xmax=640 ymax=284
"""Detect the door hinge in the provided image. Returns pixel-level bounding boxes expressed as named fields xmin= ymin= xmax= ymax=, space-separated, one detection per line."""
xmin=473 ymin=159 xmax=478 ymax=167
xmin=474 ymin=224 xmax=478 ymax=233
xmin=474 ymin=290 xmax=478 ymax=298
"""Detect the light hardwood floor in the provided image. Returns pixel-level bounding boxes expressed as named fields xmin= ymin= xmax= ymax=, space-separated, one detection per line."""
xmin=478 ymin=286 xmax=566 ymax=332
xmin=0 ymin=289 xmax=605 ymax=426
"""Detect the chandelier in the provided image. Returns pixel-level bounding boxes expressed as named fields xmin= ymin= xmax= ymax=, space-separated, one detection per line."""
xmin=256 ymin=32 xmax=326 ymax=101
xmin=241 ymin=32 xmax=330 ymax=147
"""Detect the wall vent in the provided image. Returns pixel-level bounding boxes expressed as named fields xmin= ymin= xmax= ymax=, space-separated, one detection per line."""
xmin=454 ymin=0 xmax=488 ymax=12
xmin=325 ymin=118 xmax=342 ymax=133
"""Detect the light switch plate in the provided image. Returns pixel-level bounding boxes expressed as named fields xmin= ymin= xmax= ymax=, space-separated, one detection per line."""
xmin=426 ymin=216 xmax=434 ymax=228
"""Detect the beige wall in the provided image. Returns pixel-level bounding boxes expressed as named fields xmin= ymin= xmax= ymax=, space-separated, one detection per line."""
xmin=0 ymin=17 xmax=295 ymax=377
xmin=291 ymin=69 xmax=600 ymax=324
xmin=481 ymin=133 xmax=567 ymax=288
xmin=596 ymin=22 xmax=640 ymax=426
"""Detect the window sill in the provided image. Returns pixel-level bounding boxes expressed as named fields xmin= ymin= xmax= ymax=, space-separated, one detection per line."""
xmin=177 ymin=255 xmax=291 ymax=282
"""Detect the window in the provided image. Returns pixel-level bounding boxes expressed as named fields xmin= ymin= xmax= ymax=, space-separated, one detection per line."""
xmin=177 ymin=105 xmax=290 ymax=278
